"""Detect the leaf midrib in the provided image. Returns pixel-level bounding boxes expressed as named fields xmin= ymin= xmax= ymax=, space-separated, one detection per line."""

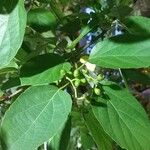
xmin=9 ymin=89 xmax=60 ymax=148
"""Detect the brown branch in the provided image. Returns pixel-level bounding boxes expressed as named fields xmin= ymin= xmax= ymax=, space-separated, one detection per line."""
xmin=135 ymin=0 xmax=150 ymax=17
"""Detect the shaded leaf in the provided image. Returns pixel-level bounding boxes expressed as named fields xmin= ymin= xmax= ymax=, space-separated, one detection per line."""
xmin=84 ymin=110 xmax=113 ymax=150
xmin=110 ymin=5 xmax=132 ymax=18
xmin=27 ymin=8 xmax=57 ymax=32
xmin=124 ymin=16 xmax=150 ymax=35
xmin=1 ymin=78 xmax=21 ymax=90
xmin=92 ymin=83 xmax=150 ymax=150
xmin=37 ymin=0 xmax=51 ymax=3
xmin=81 ymin=131 xmax=95 ymax=150
xmin=122 ymin=69 xmax=150 ymax=85
xmin=0 ymin=0 xmax=19 ymax=13
xmin=0 ymin=61 xmax=18 ymax=75
xmin=49 ymin=117 xmax=71 ymax=150
xmin=20 ymin=54 xmax=72 ymax=85
xmin=118 ymin=0 xmax=133 ymax=5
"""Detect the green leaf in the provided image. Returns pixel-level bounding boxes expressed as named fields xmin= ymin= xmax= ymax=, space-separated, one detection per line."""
xmin=0 ymin=61 xmax=18 ymax=75
xmin=124 ymin=16 xmax=150 ymax=35
xmin=0 ymin=136 xmax=4 ymax=150
xmin=122 ymin=69 xmax=150 ymax=85
xmin=27 ymin=8 xmax=57 ymax=32
xmin=89 ymin=34 xmax=150 ymax=68
xmin=20 ymin=54 xmax=72 ymax=85
xmin=81 ymin=130 xmax=95 ymax=150
xmin=0 ymin=0 xmax=27 ymax=69
xmin=61 ymin=18 xmax=81 ymax=36
xmin=92 ymin=83 xmax=150 ymax=150
xmin=110 ymin=5 xmax=132 ymax=19
xmin=100 ymin=0 xmax=115 ymax=9
xmin=1 ymin=85 xmax=72 ymax=150
xmin=1 ymin=78 xmax=21 ymax=90
xmin=49 ymin=117 xmax=71 ymax=150
xmin=36 ymin=0 xmax=51 ymax=3
xmin=60 ymin=0 xmax=70 ymax=6
xmin=118 ymin=0 xmax=133 ymax=5
xmin=84 ymin=110 xmax=113 ymax=150
xmin=49 ymin=0 xmax=64 ymax=21
xmin=0 ymin=0 xmax=19 ymax=13
xmin=0 ymin=90 xmax=4 ymax=98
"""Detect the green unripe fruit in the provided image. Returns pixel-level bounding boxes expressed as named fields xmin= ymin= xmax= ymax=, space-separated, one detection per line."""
xmin=27 ymin=8 xmax=57 ymax=32
xmin=81 ymin=69 xmax=88 ymax=74
xmin=73 ymin=69 xmax=79 ymax=77
xmin=80 ymin=78 xmax=86 ymax=83
xmin=74 ymin=79 xmax=81 ymax=87
xmin=97 ymin=74 xmax=104 ymax=81
xmin=94 ymin=88 xmax=101 ymax=95
xmin=87 ymin=77 xmax=93 ymax=82
xmin=80 ymin=55 xmax=89 ymax=64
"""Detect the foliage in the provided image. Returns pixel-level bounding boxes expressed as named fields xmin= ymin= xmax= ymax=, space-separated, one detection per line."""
xmin=0 ymin=0 xmax=150 ymax=150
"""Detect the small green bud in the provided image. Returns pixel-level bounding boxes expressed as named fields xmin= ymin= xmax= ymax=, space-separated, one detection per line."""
xmin=87 ymin=77 xmax=93 ymax=82
xmin=73 ymin=69 xmax=79 ymax=77
xmin=80 ymin=78 xmax=86 ymax=83
xmin=81 ymin=69 xmax=88 ymax=74
xmin=94 ymin=88 xmax=101 ymax=95
xmin=74 ymin=79 xmax=81 ymax=87
xmin=97 ymin=74 xmax=104 ymax=81
xmin=80 ymin=55 xmax=89 ymax=64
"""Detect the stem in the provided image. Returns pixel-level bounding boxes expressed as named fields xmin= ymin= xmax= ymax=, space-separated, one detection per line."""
xmin=44 ymin=142 xmax=47 ymax=150
xmin=82 ymin=71 xmax=96 ymax=82
xmin=66 ymin=77 xmax=78 ymax=99
xmin=78 ymin=63 xmax=85 ymax=70
xmin=67 ymin=26 xmax=92 ymax=49
xmin=59 ymin=82 xmax=70 ymax=90
xmin=50 ymin=0 xmax=64 ymax=22
xmin=119 ymin=69 xmax=128 ymax=89
xmin=8 ymin=89 xmax=23 ymax=98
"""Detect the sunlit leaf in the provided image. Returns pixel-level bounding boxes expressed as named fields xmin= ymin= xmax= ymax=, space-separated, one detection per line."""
xmin=0 ymin=0 xmax=26 ymax=69
xmin=89 ymin=34 xmax=150 ymax=68
xmin=1 ymin=85 xmax=72 ymax=150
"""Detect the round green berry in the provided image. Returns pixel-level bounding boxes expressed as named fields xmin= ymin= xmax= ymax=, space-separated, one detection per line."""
xmin=80 ymin=78 xmax=86 ymax=83
xmin=74 ymin=79 xmax=81 ymax=87
xmin=94 ymin=88 xmax=101 ymax=95
xmin=97 ymin=74 xmax=104 ymax=81
xmin=73 ymin=69 xmax=79 ymax=77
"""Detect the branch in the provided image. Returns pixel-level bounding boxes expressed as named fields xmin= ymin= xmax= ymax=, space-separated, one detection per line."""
xmin=136 ymin=0 xmax=150 ymax=17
